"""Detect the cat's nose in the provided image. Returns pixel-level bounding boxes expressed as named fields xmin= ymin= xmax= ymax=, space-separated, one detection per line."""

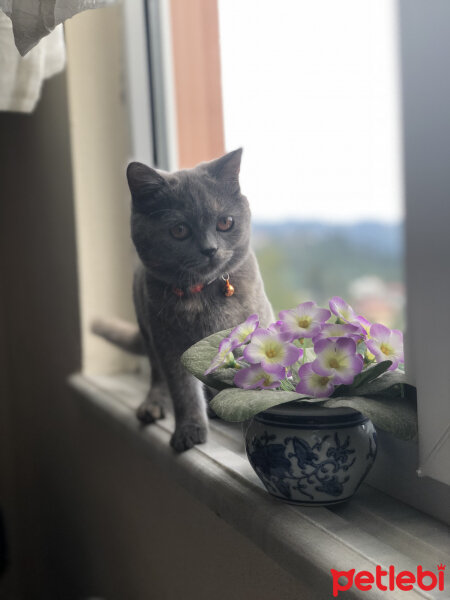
xmin=200 ymin=246 xmax=218 ymax=258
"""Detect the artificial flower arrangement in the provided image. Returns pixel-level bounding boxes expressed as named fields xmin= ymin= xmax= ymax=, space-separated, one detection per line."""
xmin=182 ymin=297 xmax=417 ymax=441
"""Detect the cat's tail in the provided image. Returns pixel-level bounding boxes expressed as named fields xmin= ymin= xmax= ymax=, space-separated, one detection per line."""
xmin=91 ymin=317 xmax=146 ymax=355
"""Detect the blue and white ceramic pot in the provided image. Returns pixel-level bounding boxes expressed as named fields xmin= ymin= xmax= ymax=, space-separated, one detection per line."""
xmin=245 ymin=402 xmax=377 ymax=506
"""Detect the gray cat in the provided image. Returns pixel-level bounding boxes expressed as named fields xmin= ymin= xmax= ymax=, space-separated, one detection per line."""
xmin=94 ymin=149 xmax=273 ymax=452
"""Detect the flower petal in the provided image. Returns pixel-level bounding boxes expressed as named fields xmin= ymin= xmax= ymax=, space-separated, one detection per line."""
xmin=351 ymin=315 xmax=371 ymax=336
xmin=234 ymin=364 xmax=280 ymax=390
xmin=268 ymin=320 xmax=286 ymax=333
xmin=229 ymin=314 xmax=260 ymax=346
xmin=311 ymin=358 xmax=334 ymax=377
xmin=313 ymin=337 xmax=332 ymax=355
xmin=204 ymin=338 xmax=234 ymax=374
xmin=366 ymin=329 xmax=404 ymax=371
xmin=249 ymin=327 xmax=273 ymax=345
xmin=279 ymin=303 xmax=330 ymax=339
xmin=260 ymin=361 xmax=286 ymax=378
xmin=313 ymin=322 xmax=360 ymax=342
xmin=243 ymin=342 xmax=264 ymax=364
xmin=279 ymin=344 xmax=303 ymax=367
xmin=329 ymin=296 xmax=356 ymax=322
xmin=369 ymin=323 xmax=391 ymax=342
xmin=312 ymin=307 xmax=332 ymax=322
xmin=296 ymin=362 xmax=335 ymax=397
xmin=332 ymin=354 xmax=364 ymax=384
xmin=335 ymin=337 xmax=357 ymax=356
xmin=311 ymin=337 xmax=362 ymax=384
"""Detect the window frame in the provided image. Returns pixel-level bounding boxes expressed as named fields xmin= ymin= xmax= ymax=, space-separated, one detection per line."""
xmin=123 ymin=0 xmax=178 ymax=170
xmin=398 ymin=0 xmax=450 ymax=488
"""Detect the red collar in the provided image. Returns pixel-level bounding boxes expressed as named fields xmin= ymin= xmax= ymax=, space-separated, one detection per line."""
xmin=173 ymin=283 xmax=204 ymax=298
xmin=172 ymin=273 xmax=234 ymax=298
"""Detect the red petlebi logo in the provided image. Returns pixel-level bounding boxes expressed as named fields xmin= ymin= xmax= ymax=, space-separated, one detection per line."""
xmin=331 ymin=564 xmax=445 ymax=596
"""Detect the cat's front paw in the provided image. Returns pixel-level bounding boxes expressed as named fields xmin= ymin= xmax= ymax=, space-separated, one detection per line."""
xmin=136 ymin=384 xmax=167 ymax=425
xmin=136 ymin=399 xmax=165 ymax=424
xmin=170 ymin=423 xmax=207 ymax=452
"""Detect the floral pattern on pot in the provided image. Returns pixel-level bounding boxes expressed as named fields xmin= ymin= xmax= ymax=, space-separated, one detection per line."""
xmin=246 ymin=413 xmax=377 ymax=505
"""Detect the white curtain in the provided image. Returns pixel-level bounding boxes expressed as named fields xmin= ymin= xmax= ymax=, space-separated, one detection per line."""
xmin=0 ymin=0 xmax=113 ymax=55
xmin=0 ymin=12 xmax=65 ymax=112
xmin=0 ymin=0 xmax=113 ymax=112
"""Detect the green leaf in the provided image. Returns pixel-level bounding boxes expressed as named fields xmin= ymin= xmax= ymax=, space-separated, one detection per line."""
xmin=351 ymin=370 xmax=414 ymax=398
xmin=280 ymin=378 xmax=296 ymax=392
xmin=290 ymin=365 xmax=301 ymax=385
xmin=323 ymin=395 xmax=418 ymax=441
xmin=209 ymin=377 xmax=417 ymax=441
xmin=206 ymin=367 xmax=241 ymax=390
xmin=340 ymin=360 xmax=393 ymax=394
xmin=181 ymin=328 xmax=234 ymax=390
xmin=210 ymin=388 xmax=320 ymax=422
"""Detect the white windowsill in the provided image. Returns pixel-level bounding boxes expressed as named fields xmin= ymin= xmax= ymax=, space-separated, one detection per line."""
xmin=69 ymin=372 xmax=450 ymax=600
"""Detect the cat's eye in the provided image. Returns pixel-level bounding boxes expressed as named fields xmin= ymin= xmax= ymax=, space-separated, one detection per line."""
xmin=216 ymin=216 xmax=234 ymax=232
xmin=170 ymin=223 xmax=191 ymax=240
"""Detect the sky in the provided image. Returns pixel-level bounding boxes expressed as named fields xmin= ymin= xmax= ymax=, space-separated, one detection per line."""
xmin=218 ymin=0 xmax=404 ymax=224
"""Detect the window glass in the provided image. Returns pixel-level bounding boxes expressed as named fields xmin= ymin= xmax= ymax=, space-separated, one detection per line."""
xmin=219 ymin=0 xmax=404 ymax=328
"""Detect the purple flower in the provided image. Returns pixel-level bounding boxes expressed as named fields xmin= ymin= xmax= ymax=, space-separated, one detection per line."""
xmin=268 ymin=320 xmax=286 ymax=334
xmin=312 ymin=322 xmax=360 ymax=343
xmin=329 ymin=297 xmax=357 ymax=323
xmin=278 ymin=301 xmax=331 ymax=340
xmin=204 ymin=337 xmax=236 ymax=375
xmin=295 ymin=362 xmax=335 ymax=398
xmin=229 ymin=314 xmax=259 ymax=347
xmin=234 ymin=365 xmax=281 ymax=390
xmin=351 ymin=315 xmax=372 ymax=337
xmin=243 ymin=327 xmax=302 ymax=378
xmin=312 ymin=337 xmax=363 ymax=385
xmin=329 ymin=298 xmax=373 ymax=338
xmin=366 ymin=324 xmax=404 ymax=370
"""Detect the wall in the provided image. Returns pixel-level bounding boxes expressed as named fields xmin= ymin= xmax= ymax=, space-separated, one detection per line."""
xmin=0 ymin=72 xmax=82 ymax=598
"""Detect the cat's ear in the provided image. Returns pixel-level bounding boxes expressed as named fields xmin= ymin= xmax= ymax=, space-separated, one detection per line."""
xmin=204 ymin=148 xmax=243 ymax=188
xmin=127 ymin=162 xmax=167 ymax=199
